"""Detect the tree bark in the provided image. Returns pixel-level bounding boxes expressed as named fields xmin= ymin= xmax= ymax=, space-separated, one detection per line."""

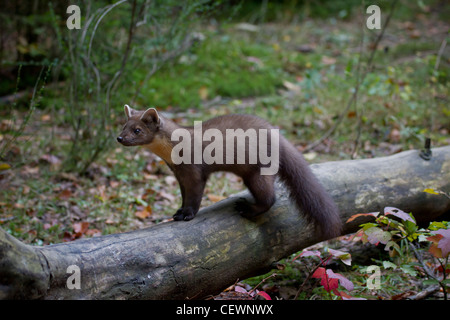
xmin=1 ymin=146 xmax=449 ymax=300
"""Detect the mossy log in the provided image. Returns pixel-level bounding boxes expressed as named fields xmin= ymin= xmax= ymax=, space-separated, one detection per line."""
xmin=1 ymin=146 xmax=449 ymax=299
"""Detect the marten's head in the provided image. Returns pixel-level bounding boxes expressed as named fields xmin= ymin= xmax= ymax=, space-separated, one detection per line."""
xmin=117 ymin=105 xmax=162 ymax=146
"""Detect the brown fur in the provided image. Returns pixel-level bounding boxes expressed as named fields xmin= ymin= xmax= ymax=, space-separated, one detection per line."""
xmin=118 ymin=106 xmax=341 ymax=239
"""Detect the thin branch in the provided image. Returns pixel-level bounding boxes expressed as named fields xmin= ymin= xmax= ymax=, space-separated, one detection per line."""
xmin=433 ymin=37 xmax=447 ymax=72
xmin=294 ymin=255 xmax=331 ymax=300
xmin=304 ymin=0 xmax=398 ymax=153
xmin=106 ymin=0 xmax=137 ymax=111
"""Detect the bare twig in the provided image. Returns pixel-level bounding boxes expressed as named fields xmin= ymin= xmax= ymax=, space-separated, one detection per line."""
xmin=248 ymin=273 xmax=277 ymax=295
xmin=294 ymin=254 xmax=332 ymax=300
xmin=106 ymin=0 xmax=137 ymax=111
xmin=434 ymin=38 xmax=447 ymax=72
xmin=304 ymin=0 xmax=398 ymax=153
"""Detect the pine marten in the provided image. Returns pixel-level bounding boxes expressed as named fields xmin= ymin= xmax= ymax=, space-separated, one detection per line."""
xmin=117 ymin=105 xmax=341 ymax=239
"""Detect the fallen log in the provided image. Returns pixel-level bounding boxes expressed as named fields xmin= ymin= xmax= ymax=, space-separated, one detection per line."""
xmin=1 ymin=146 xmax=449 ymax=299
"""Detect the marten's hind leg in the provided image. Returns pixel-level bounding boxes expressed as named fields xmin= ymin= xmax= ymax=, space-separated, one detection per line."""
xmin=235 ymin=174 xmax=276 ymax=218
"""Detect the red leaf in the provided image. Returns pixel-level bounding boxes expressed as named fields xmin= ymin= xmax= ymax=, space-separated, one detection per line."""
xmin=346 ymin=212 xmax=379 ymax=223
xmin=312 ymin=268 xmax=338 ymax=292
xmin=326 ymin=269 xmax=354 ymax=291
xmin=321 ymin=277 xmax=339 ymax=292
xmin=312 ymin=268 xmax=354 ymax=292
xmin=257 ymin=291 xmax=272 ymax=300
xmin=312 ymin=267 xmax=326 ymax=279
xmin=427 ymin=234 xmax=443 ymax=258
xmin=339 ymin=291 xmax=366 ymax=300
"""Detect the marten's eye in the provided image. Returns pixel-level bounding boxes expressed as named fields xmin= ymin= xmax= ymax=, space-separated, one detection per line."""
xmin=134 ymin=128 xmax=141 ymax=134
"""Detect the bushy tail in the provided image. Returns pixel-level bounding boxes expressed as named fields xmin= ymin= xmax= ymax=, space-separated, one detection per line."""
xmin=278 ymin=138 xmax=341 ymax=239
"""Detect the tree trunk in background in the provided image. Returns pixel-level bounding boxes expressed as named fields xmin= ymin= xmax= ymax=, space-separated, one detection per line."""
xmin=1 ymin=146 xmax=449 ymax=299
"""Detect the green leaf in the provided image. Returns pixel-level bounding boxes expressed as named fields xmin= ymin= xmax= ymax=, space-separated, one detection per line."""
xmin=365 ymin=226 xmax=392 ymax=245
xmin=422 ymin=279 xmax=439 ymax=285
xmin=400 ymin=264 xmax=418 ymax=277
xmin=384 ymin=240 xmax=400 ymax=253
xmin=360 ymin=222 xmax=378 ymax=230
xmin=382 ymin=261 xmax=397 ymax=270
xmin=441 ymin=279 xmax=450 ymax=285
xmin=429 ymin=221 xmax=449 ymax=231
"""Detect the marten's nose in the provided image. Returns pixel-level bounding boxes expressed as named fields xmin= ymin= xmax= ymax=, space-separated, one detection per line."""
xmin=117 ymin=136 xmax=123 ymax=143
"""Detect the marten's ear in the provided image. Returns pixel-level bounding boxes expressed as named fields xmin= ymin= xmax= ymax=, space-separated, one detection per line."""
xmin=140 ymin=108 xmax=161 ymax=126
xmin=124 ymin=104 xmax=137 ymax=119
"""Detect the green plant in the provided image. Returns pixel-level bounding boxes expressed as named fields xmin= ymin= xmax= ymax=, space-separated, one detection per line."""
xmin=351 ymin=205 xmax=450 ymax=300
xmin=49 ymin=0 xmax=222 ymax=174
xmin=0 ymin=64 xmax=52 ymax=164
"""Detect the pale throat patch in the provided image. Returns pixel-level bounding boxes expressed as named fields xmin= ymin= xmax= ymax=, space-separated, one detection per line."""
xmin=143 ymin=136 xmax=174 ymax=164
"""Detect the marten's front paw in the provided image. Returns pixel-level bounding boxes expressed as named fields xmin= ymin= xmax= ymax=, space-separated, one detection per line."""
xmin=173 ymin=208 xmax=185 ymax=221
xmin=173 ymin=207 xmax=195 ymax=221
xmin=235 ymin=198 xmax=252 ymax=216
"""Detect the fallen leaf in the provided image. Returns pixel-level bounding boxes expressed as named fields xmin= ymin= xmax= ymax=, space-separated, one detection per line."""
xmin=73 ymin=221 xmax=89 ymax=234
xmin=235 ymin=22 xmax=259 ymax=32
xmin=158 ymin=191 xmax=175 ymax=202
xmin=40 ymin=154 xmax=61 ymax=165
xmin=340 ymin=291 xmax=366 ymax=300
xmin=0 ymin=163 xmax=11 ymax=171
xmin=321 ymin=56 xmax=336 ymax=65
xmin=207 ymin=194 xmax=226 ymax=203
xmin=135 ymin=205 xmax=152 ymax=220
xmin=58 ymin=189 xmax=72 ymax=200
xmin=409 ymin=30 xmax=421 ymax=39
xmin=423 ymin=188 xmax=440 ymax=195
xmin=257 ymin=291 xmax=272 ymax=300
xmin=303 ymin=152 xmax=317 ymax=161
xmin=85 ymin=229 xmax=102 ymax=237
xmin=347 ymin=111 xmax=356 ymax=118
xmin=389 ymin=128 xmax=401 ymax=143
xmin=109 ymin=180 xmax=120 ymax=188
xmin=164 ymin=176 xmax=177 ymax=186
xmin=234 ymin=286 xmax=247 ymax=294
xmin=282 ymin=80 xmax=301 ymax=93
xmin=198 ymin=86 xmax=209 ymax=100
